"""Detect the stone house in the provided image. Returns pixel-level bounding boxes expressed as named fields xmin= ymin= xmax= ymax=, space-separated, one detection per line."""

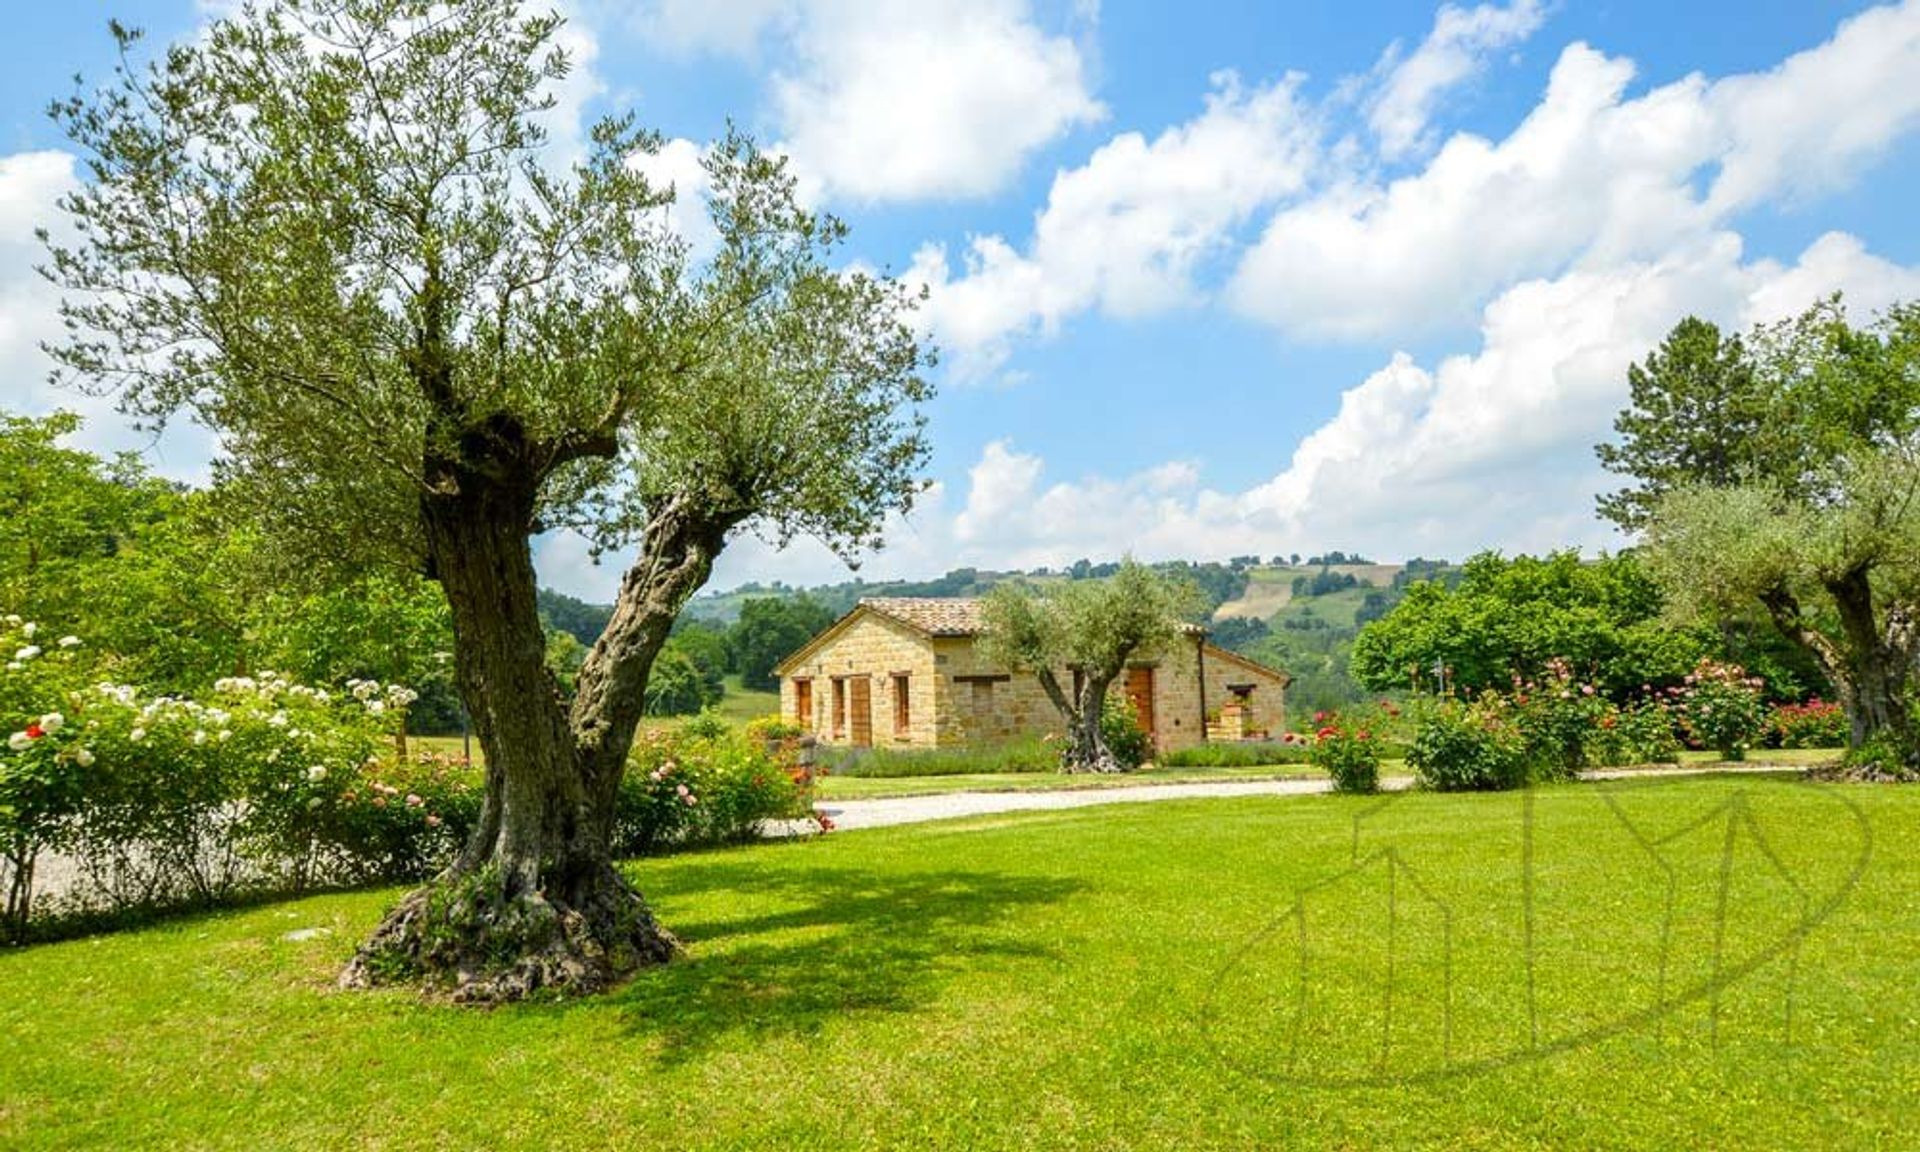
xmin=774 ymin=597 xmax=1291 ymax=754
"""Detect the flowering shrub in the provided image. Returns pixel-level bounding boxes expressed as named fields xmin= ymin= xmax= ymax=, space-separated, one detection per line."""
xmin=1309 ymin=710 xmax=1381 ymax=794
xmin=1 ymin=613 xmax=452 ymax=937
xmin=1406 ymin=697 xmax=1529 ymax=792
xmin=299 ymin=750 xmax=482 ymax=886
xmin=1 ymin=616 xmax=96 ymax=937
xmin=619 ymin=722 xmax=816 ymax=854
xmin=1673 ymin=658 xmax=1766 ymax=760
xmin=1588 ymin=699 xmax=1683 ymax=767
xmin=1769 ymin=698 xmax=1848 ymax=749
xmin=1509 ymin=659 xmax=1608 ymax=781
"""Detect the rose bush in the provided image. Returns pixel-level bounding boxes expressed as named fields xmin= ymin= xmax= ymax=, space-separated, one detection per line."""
xmin=1309 ymin=709 xmax=1381 ymax=794
xmin=1768 ymin=697 xmax=1847 ymax=749
xmin=1672 ymin=658 xmax=1766 ymax=760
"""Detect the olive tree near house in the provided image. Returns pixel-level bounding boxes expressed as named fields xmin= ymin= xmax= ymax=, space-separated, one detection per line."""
xmin=43 ymin=0 xmax=931 ymax=1000
xmin=978 ymin=562 xmax=1200 ymax=774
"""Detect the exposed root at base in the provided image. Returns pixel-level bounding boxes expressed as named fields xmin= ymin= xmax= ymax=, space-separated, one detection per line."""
xmin=339 ymin=866 xmax=679 ymax=1004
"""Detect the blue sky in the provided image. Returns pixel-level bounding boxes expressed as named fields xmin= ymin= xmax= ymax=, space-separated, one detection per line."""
xmin=4 ymin=1 xmax=1918 ymax=601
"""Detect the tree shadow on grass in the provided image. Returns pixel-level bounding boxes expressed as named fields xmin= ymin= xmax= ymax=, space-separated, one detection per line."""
xmin=582 ymin=863 xmax=1082 ymax=1066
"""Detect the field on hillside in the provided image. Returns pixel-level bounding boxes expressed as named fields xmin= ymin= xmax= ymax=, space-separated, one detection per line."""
xmin=1213 ymin=562 xmax=1408 ymax=621
xmin=2 ymin=776 xmax=1912 ymax=1150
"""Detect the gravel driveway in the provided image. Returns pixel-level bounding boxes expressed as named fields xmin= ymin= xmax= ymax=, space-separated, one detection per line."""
xmin=776 ymin=764 xmax=1805 ymax=836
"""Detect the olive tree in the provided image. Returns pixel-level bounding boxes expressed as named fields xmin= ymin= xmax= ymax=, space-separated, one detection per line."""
xmin=1644 ymin=451 xmax=1920 ymax=751
xmin=1622 ymin=298 xmax=1920 ymax=754
xmin=42 ymin=0 xmax=931 ymax=1000
xmin=978 ymin=562 xmax=1199 ymax=774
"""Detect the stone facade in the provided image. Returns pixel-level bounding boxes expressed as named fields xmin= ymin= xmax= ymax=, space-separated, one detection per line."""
xmin=776 ymin=599 xmax=1290 ymax=755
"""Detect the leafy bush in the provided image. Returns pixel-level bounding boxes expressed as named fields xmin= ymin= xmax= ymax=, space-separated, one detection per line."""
xmin=1769 ymin=698 xmax=1848 ymax=749
xmin=1673 ymin=658 xmax=1766 ymax=760
xmin=1309 ymin=710 xmax=1381 ymax=794
xmin=1837 ymin=731 xmax=1919 ymax=781
xmin=1101 ymin=696 xmax=1151 ymax=770
xmin=619 ymin=724 xmax=815 ymax=854
xmin=1406 ymin=699 xmax=1529 ymax=792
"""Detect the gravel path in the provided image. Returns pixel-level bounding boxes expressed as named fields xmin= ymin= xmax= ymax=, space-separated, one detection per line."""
xmin=779 ymin=764 xmax=1806 ymax=836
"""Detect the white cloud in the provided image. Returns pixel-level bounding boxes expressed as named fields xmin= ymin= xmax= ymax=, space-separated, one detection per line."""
xmin=0 ymin=150 xmax=215 ymax=479
xmin=626 ymin=136 xmax=721 ymax=261
xmin=1367 ymin=0 xmax=1546 ymax=161
xmin=1230 ymin=0 xmax=1920 ymax=340
xmin=638 ymin=0 xmax=1103 ymax=203
xmin=808 ymin=231 xmax=1920 ymax=582
xmin=910 ymin=72 xmax=1318 ymax=380
xmin=636 ymin=0 xmax=800 ymax=56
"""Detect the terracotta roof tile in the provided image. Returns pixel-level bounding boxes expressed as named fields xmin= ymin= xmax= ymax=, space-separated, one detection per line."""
xmin=859 ymin=597 xmax=986 ymax=636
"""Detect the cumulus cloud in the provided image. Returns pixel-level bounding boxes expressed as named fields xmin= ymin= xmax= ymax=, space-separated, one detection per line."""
xmin=1229 ymin=0 xmax=1920 ymax=340
xmin=0 ymin=150 xmax=216 ymax=478
xmin=639 ymin=0 xmax=1103 ymax=203
xmin=908 ymin=72 xmax=1318 ymax=381
xmin=875 ymin=232 xmax=1920 ymax=576
xmin=1367 ymin=0 xmax=1546 ymax=161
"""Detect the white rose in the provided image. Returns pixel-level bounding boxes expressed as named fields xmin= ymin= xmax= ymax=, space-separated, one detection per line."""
xmin=38 ymin=713 xmax=64 ymax=734
xmin=58 ymin=636 xmax=81 ymax=649
xmin=218 ymin=730 xmax=232 ymax=742
xmin=366 ymin=700 xmax=386 ymax=715
xmin=74 ymin=747 xmax=95 ymax=768
xmin=307 ymin=765 xmax=327 ymax=782
xmin=7 ymin=731 xmax=29 ymax=752
xmin=192 ymin=730 xmax=207 ymax=746
xmin=21 ymin=622 xmax=36 ymax=639
xmin=129 ymin=727 xmax=146 ymax=743
xmin=15 ymin=646 xmax=40 ymax=661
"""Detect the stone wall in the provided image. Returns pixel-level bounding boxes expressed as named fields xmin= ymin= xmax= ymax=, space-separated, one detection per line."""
xmin=778 ymin=612 xmax=939 ymax=747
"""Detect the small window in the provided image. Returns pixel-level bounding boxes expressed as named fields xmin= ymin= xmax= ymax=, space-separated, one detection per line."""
xmin=970 ymin=678 xmax=994 ymax=717
xmin=893 ymin=673 xmax=911 ymax=736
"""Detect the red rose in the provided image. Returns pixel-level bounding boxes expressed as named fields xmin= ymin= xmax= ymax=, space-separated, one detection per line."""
xmin=24 ymin=723 xmax=43 ymax=739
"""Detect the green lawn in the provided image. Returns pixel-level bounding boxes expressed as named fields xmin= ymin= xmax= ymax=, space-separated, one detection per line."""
xmin=2 ymin=776 xmax=1913 ymax=1149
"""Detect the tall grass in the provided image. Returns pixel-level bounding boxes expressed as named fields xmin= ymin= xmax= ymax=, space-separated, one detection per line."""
xmin=819 ymin=738 xmax=1058 ymax=778
xmin=1157 ymin=740 xmax=1313 ymax=768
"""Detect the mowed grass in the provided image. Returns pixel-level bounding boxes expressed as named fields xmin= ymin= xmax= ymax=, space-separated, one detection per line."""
xmin=2 ymin=776 xmax=1914 ymax=1150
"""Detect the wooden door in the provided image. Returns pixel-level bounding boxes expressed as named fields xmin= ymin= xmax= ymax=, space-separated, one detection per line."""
xmin=849 ymin=677 xmax=873 ymax=748
xmin=794 ymin=679 xmax=813 ymax=732
xmin=1125 ymin=666 xmax=1156 ymax=743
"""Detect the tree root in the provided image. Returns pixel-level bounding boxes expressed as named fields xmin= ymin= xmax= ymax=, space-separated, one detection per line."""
xmin=339 ymin=864 xmax=679 ymax=1003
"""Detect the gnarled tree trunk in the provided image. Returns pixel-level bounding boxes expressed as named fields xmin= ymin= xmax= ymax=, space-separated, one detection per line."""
xmin=340 ymin=458 xmax=734 ymax=1002
xmin=1760 ymin=576 xmax=1916 ymax=752
xmin=1037 ymin=668 xmax=1122 ymax=774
